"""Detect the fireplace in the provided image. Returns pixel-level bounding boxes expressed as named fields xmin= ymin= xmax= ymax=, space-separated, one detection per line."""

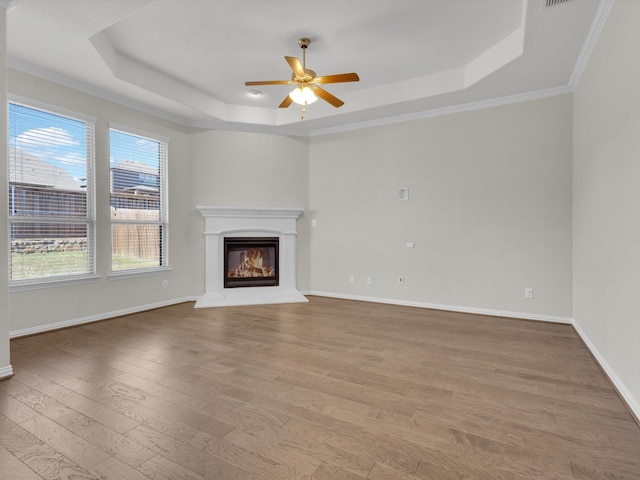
xmin=224 ymin=237 xmax=279 ymax=288
xmin=195 ymin=206 xmax=307 ymax=308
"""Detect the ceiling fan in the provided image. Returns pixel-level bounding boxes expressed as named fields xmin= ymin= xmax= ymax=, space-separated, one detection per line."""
xmin=245 ymin=37 xmax=359 ymax=118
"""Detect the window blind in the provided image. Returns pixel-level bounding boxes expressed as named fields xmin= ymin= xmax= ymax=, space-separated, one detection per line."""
xmin=109 ymin=128 xmax=168 ymax=272
xmin=8 ymin=102 xmax=95 ymax=282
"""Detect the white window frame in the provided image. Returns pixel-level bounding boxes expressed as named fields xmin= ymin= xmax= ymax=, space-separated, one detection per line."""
xmin=8 ymin=96 xmax=97 ymax=289
xmin=108 ymin=123 xmax=169 ymax=277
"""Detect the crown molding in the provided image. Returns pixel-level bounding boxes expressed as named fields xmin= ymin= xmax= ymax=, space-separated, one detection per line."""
xmin=8 ymin=59 xmax=572 ymax=138
xmin=7 ymin=57 xmax=194 ymax=127
xmin=569 ymin=0 xmax=616 ymax=89
xmin=0 ymin=0 xmax=16 ymax=10
xmin=308 ymin=85 xmax=573 ymax=137
xmin=4 ymin=0 xmax=606 ymax=137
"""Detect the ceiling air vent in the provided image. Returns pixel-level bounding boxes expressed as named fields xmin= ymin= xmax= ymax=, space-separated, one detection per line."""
xmin=546 ymin=0 xmax=569 ymax=6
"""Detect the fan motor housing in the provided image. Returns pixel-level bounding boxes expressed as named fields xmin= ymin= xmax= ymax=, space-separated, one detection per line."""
xmin=292 ymin=69 xmax=316 ymax=83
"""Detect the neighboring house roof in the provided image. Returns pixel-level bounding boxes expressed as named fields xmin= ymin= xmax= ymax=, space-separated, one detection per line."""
xmin=114 ymin=159 xmax=158 ymax=175
xmin=123 ymin=185 xmax=159 ymax=194
xmin=9 ymin=148 xmax=83 ymax=191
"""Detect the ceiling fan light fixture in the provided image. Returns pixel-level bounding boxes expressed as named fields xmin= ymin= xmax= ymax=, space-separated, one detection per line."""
xmin=245 ymin=37 xmax=358 ymax=114
xmin=289 ymin=86 xmax=318 ymax=105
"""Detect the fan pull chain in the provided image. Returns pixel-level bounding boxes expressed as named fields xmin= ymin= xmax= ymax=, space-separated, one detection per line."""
xmin=301 ymin=103 xmax=306 ymax=120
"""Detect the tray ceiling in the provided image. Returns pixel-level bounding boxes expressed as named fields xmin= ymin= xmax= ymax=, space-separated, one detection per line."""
xmin=6 ymin=0 xmax=604 ymax=135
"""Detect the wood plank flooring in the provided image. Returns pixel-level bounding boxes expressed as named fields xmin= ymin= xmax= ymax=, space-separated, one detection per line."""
xmin=1 ymin=296 xmax=639 ymax=479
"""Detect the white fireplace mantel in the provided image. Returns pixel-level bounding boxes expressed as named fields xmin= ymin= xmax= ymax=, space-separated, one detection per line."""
xmin=195 ymin=206 xmax=308 ymax=308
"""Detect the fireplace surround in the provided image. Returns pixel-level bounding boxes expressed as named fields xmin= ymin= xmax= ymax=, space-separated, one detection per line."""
xmin=195 ymin=206 xmax=307 ymax=308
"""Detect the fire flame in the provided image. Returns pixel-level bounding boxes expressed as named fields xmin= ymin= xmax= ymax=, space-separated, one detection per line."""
xmin=230 ymin=248 xmax=275 ymax=278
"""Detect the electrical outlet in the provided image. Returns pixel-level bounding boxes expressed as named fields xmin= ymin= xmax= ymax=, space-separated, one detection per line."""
xmin=398 ymin=276 xmax=404 ymax=285
xmin=524 ymin=287 xmax=533 ymax=298
xmin=162 ymin=279 xmax=168 ymax=289
xmin=366 ymin=276 xmax=372 ymax=285
xmin=349 ymin=275 xmax=355 ymax=284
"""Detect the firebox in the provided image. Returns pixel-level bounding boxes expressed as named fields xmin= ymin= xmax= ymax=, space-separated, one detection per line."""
xmin=223 ymin=237 xmax=279 ymax=288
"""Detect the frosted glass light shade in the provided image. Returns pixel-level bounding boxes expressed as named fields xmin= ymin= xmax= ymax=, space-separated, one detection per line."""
xmin=289 ymin=86 xmax=318 ymax=105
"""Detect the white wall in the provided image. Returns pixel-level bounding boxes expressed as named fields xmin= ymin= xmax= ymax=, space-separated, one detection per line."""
xmin=8 ymin=70 xmax=195 ymax=334
xmin=573 ymin=0 xmax=640 ymax=414
xmin=0 ymin=4 xmax=12 ymax=378
xmin=309 ymin=95 xmax=573 ymax=319
xmin=188 ymin=130 xmax=310 ymax=292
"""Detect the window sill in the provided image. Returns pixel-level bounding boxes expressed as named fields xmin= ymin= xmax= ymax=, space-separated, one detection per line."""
xmin=10 ymin=274 xmax=101 ymax=292
xmin=108 ymin=267 xmax=172 ymax=280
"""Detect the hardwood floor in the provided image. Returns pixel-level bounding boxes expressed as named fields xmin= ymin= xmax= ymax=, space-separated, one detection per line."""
xmin=1 ymin=296 xmax=639 ymax=479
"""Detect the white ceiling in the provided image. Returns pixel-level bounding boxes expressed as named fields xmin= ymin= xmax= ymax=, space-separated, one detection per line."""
xmin=6 ymin=0 xmax=603 ymax=136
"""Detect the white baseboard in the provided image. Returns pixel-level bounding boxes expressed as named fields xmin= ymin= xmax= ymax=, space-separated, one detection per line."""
xmin=9 ymin=296 xmax=198 ymax=339
xmin=0 ymin=364 xmax=14 ymax=380
xmin=304 ymin=290 xmax=639 ymax=423
xmin=303 ymin=290 xmax=573 ymax=324
xmin=9 ymin=290 xmax=637 ymax=424
xmin=571 ymin=318 xmax=640 ymax=423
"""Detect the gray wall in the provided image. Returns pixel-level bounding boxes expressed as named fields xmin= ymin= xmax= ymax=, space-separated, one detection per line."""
xmin=573 ymin=0 xmax=640 ymax=413
xmin=308 ymin=96 xmax=573 ymax=319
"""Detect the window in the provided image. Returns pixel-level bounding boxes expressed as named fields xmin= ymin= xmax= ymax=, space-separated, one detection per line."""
xmin=110 ymin=126 xmax=168 ymax=272
xmin=8 ymin=101 xmax=95 ymax=283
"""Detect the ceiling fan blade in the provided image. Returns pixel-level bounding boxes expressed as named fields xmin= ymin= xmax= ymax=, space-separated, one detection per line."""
xmin=312 ymin=87 xmax=344 ymax=108
xmin=315 ymin=73 xmax=360 ymax=84
xmin=279 ymin=95 xmax=293 ymax=108
xmin=245 ymin=80 xmax=291 ymax=86
xmin=285 ymin=56 xmax=306 ymax=78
